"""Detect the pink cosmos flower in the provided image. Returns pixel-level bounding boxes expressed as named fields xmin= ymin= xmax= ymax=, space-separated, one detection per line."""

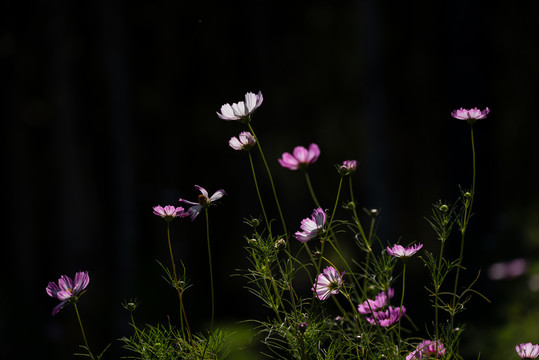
xmin=516 ymin=343 xmax=539 ymax=359
xmin=365 ymin=305 xmax=406 ymax=327
xmin=152 ymin=205 xmax=188 ymax=221
xmin=278 ymin=143 xmax=321 ymax=170
xmin=217 ymin=91 xmax=264 ymax=122
xmin=406 ymin=340 xmax=446 ymax=359
xmin=312 ymin=266 xmax=344 ymax=300
xmin=295 ymin=207 xmax=326 ymax=242
xmin=337 ymin=160 xmax=357 ymax=176
xmin=179 ymin=185 xmax=226 ymax=221
xmin=46 ymin=271 xmax=90 ymax=316
xmin=450 ymin=107 xmax=490 ymax=124
xmin=386 ymin=243 xmax=423 ymax=258
xmin=229 ymin=131 xmax=256 ymax=151
xmin=357 ymin=287 xmax=395 ymax=314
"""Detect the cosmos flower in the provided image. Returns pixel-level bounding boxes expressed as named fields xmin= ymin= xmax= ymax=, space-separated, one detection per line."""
xmin=406 ymin=340 xmax=446 ymax=359
xmin=217 ymin=91 xmax=264 ymax=122
xmin=179 ymin=185 xmax=226 ymax=221
xmin=357 ymin=287 xmax=395 ymax=314
xmin=229 ymin=131 xmax=256 ymax=151
xmin=365 ymin=306 xmax=406 ymax=327
xmin=312 ymin=266 xmax=344 ymax=300
xmin=337 ymin=160 xmax=357 ymax=176
xmin=516 ymin=343 xmax=539 ymax=359
xmin=46 ymin=271 xmax=90 ymax=316
xmin=278 ymin=143 xmax=321 ymax=170
xmin=152 ymin=205 xmax=188 ymax=221
xmin=386 ymin=243 xmax=423 ymax=258
xmin=450 ymin=107 xmax=490 ymax=124
xmin=295 ymin=207 xmax=326 ymax=242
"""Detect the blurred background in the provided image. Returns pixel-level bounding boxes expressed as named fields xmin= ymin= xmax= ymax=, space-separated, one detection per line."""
xmin=3 ymin=0 xmax=539 ymax=358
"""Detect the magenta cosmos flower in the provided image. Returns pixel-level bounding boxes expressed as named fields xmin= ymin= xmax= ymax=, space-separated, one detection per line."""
xmin=450 ymin=107 xmax=490 ymax=124
xmin=152 ymin=205 xmax=188 ymax=221
xmin=406 ymin=340 xmax=446 ymax=360
xmin=312 ymin=266 xmax=344 ymax=300
xmin=365 ymin=305 xmax=406 ymax=327
xmin=179 ymin=185 xmax=226 ymax=221
xmin=337 ymin=160 xmax=357 ymax=176
xmin=516 ymin=343 xmax=539 ymax=359
xmin=386 ymin=243 xmax=423 ymax=258
xmin=46 ymin=271 xmax=90 ymax=316
xmin=357 ymin=287 xmax=395 ymax=314
xmin=229 ymin=131 xmax=256 ymax=151
xmin=217 ymin=91 xmax=263 ymax=123
xmin=295 ymin=207 xmax=326 ymax=242
xmin=278 ymin=143 xmax=320 ymax=170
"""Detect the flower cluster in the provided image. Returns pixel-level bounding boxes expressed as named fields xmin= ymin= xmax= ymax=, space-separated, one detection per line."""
xmin=365 ymin=306 xmax=406 ymax=327
xmin=312 ymin=266 xmax=344 ymax=300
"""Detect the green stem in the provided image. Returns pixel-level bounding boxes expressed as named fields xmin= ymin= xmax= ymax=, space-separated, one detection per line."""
xmin=205 ymin=210 xmax=215 ymax=329
xmin=304 ymin=171 xmax=321 ymax=208
xmin=166 ymin=224 xmax=196 ymax=358
xmin=318 ymin=177 xmax=344 ymax=271
xmin=73 ymin=302 xmax=95 ymax=360
xmin=451 ymin=125 xmax=476 ymax=323
xmin=434 ymin=238 xmax=446 ymax=341
xmin=398 ymin=262 xmax=406 ymax=340
xmin=248 ymin=151 xmax=271 ymax=236
xmin=247 ymin=123 xmax=288 ymax=237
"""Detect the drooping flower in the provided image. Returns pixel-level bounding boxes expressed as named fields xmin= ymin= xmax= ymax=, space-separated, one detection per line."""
xmin=450 ymin=107 xmax=490 ymax=124
xmin=365 ymin=305 xmax=406 ymax=327
xmin=46 ymin=271 xmax=90 ymax=316
xmin=337 ymin=160 xmax=357 ymax=176
xmin=386 ymin=243 xmax=423 ymax=258
xmin=295 ymin=207 xmax=326 ymax=242
xmin=406 ymin=340 xmax=446 ymax=359
xmin=312 ymin=266 xmax=344 ymax=300
xmin=516 ymin=343 xmax=539 ymax=359
xmin=217 ymin=91 xmax=264 ymax=123
xmin=278 ymin=143 xmax=321 ymax=171
xmin=152 ymin=205 xmax=188 ymax=222
xmin=179 ymin=185 xmax=226 ymax=221
xmin=357 ymin=287 xmax=395 ymax=314
xmin=229 ymin=131 xmax=256 ymax=151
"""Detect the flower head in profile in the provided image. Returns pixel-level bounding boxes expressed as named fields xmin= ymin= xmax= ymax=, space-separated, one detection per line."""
xmin=278 ymin=143 xmax=321 ymax=171
xmin=179 ymin=185 xmax=226 ymax=221
xmin=516 ymin=343 xmax=539 ymax=359
xmin=357 ymin=287 xmax=395 ymax=314
xmin=451 ymin=107 xmax=490 ymax=124
xmin=229 ymin=131 xmax=256 ymax=151
xmin=46 ymin=271 xmax=90 ymax=316
xmin=295 ymin=207 xmax=326 ymax=242
xmin=365 ymin=305 xmax=406 ymax=327
xmin=337 ymin=160 xmax=357 ymax=176
xmin=406 ymin=340 xmax=446 ymax=360
xmin=312 ymin=266 xmax=344 ymax=300
xmin=152 ymin=205 xmax=188 ymax=222
xmin=217 ymin=91 xmax=264 ymax=123
xmin=386 ymin=243 xmax=423 ymax=258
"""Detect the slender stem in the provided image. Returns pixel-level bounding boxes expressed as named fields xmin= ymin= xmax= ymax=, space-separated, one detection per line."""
xmin=398 ymin=262 xmax=406 ymax=340
xmin=73 ymin=302 xmax=95 ymax=360
xmin=247 ymin=123 xmax=288 ymax=237
xmin=349 ymin=176 xmax=367 ymax=241
xmin=205 ymin=210 xmax=215 ymax=329
xmin=304 ymin=172 xmax=321 ymax=208
xmin=451 ymin=125 xmax=476 ymax=323
xmin=434 ymin=238 xmax=446 ymax=341
xmin=166 ymin=224 xmax=196 ymax=358
xmin=248 ymin=151 xmax=271 ymax=236
xmin=318 ymin=176 xmax=344 ymax=271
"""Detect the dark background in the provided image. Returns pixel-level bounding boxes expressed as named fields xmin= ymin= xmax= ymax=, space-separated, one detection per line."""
xmin=3 ymin=0 xmax=539 ymax=358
